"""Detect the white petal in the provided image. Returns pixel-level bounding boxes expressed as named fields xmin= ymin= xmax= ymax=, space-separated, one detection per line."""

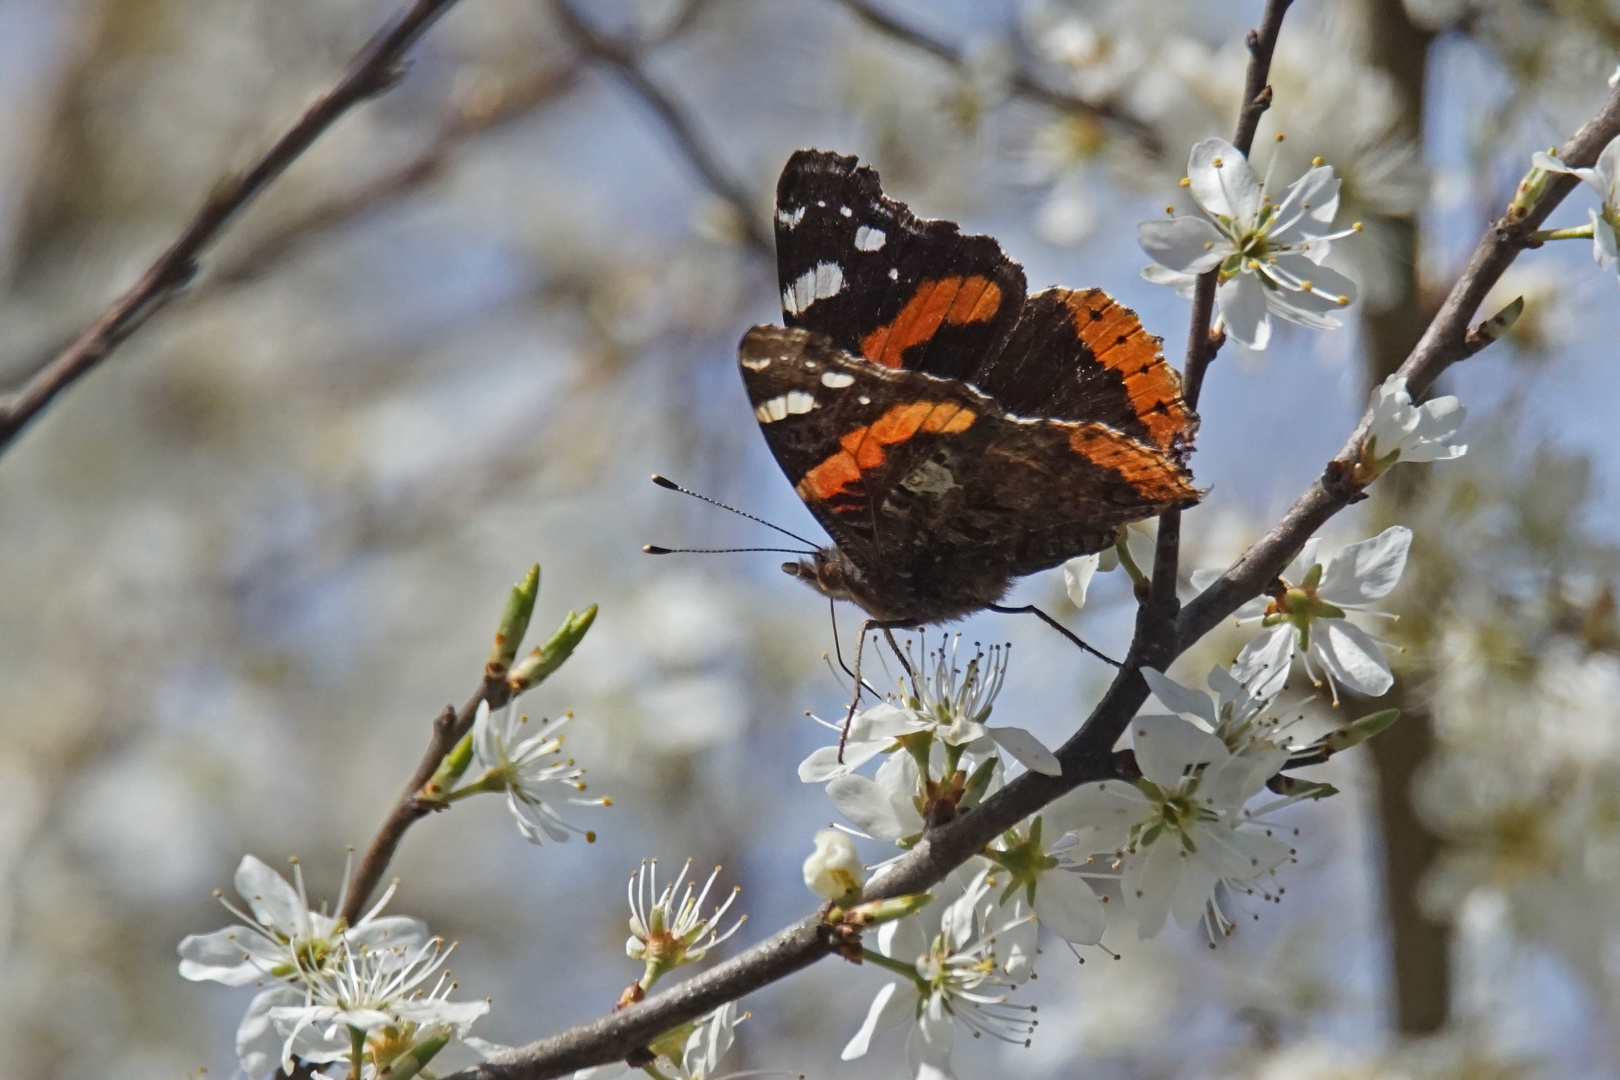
xmin=841 ymin=981 xmax=912 ymax=1060
xmin=908 ymin=998 xmax=956 ymax=1080
xmin=237 ymin=986 xmax=303 ymax=1079
xmin=471 ymin=700 xmax=499 ymax=769
xmin=1141 ymin=262 xmax=1200 ymax=298
xmin=987 ymin=726 xmax=1061 ymax=776
xmin=828 ymin=774 xmax=922 ymax=841
xmin=1595 ymin=208 xmax=1619 ymax=267
xmin=1168 ymin=859 xmax=1219 ymax=930
xmin=1312 ymin=620 xmax=1394 ymax=696
xmin=1123 ymin=839 xmax=1181 ymax=938
xmin=177 ymin=926 xmax=273 ymax=986
xmin=1141 ymin=667 xmax=1217 ymax=727
xmin=1217 ymin=274 xmax=1271 ymax=350
xmin=234 ymin=856 xmax=304 ymax=935
xmin=1063 ymin=554 xmax=1101 ymax=608
xmin=1137 ymin=216 xmax=1228 ymax=273
xmin=1598 ymin=135 xmax=1620 ymax=202
xmin=1271 ymin=164 xmax=1341 ymax=235
xmin=346 ymin=914 xmax=429 ymax=951
xmin=1187 ymin=137 xmax=1260 ymax=223
xmin=1131 ymin=714 xmax=1228 ymax=789
xmin=1044 ymin=781 xmax=1150 ymax=851
xmin=1231 ymin=624 xmax=1297 ymax=701
xmin=1402 ymin=396 xmax=1466 ymax=460
xmin=1316 ymin=525 xmax=1412 ymax=605
xmin=1033 ymin=870 xmax=1107 ymax=944
xmin=799 ymin=738 xmax=887 ymax=782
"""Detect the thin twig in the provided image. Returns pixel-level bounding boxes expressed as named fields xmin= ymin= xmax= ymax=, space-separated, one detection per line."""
xmin=1151 ymin=0 xmax=1293 ymax=618
xmin=450 ymin=67 xmax=1620 ymax=1080
xmin=547 ymin=0 xmax=773 ymax=255
xmin=340 ymin=674 xmax=512 ymax=926
xmin=0 ymin=0 xmax=470 ymax=457
xmin=836 ymin=0 xmax=1160 ymax=152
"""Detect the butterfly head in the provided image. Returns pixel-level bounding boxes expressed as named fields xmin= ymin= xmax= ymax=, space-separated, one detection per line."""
xmin=782 ymin=548 xmax=869 ymax=607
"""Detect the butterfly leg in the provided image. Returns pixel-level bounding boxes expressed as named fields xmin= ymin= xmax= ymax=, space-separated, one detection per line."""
xmin=838 ymin=617 xmax=920 ymax=762
xmin=986 ymin=603 xmax=1122 ymax=667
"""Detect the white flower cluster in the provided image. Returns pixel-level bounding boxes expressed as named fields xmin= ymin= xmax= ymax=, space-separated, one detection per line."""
xmin=801 ymin=527 xmax=1424 ymax=1079
xmin=178 ymin=856 xmax=487 ymax=1079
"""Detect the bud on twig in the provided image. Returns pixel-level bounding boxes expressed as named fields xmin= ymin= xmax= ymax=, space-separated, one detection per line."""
xmin=838 ymin=892 xmax=934 ymax=927
xmin=507 ymin=604 xmax=598 ymax=693
xmin=488 ymin=564 xmax=541 ymax=675
xmin=1507 ymin=159 xmax=1552 ymax=223
xmin=1323 ymin=707 xmax=1399 ymax=752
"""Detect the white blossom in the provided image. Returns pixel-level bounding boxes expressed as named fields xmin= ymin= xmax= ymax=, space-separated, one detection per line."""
xmin=1141 ymin=665 xmax=1289 ymax=761
xmin=1363 ymin=374 xmax=1467 ymax=471
xmin=178 ymin=855 xmax=427 ymax=990
xmin=1196 ymin=526 xmax=1411 ymax=702
xmin=1532 ymin=135 xmax=1620 ymax=284
xmin=1139 ymin=137 xmax=1360 ymax=349
xmin=804 ymin=828 xmax=866 ymax=903
xmin=265 ymin=934 xmax=487 ymax=1074
xmin=842 ymin=869 xmax=1037 ymax=1079
xmin=1047 ymin=715 xmax=1292 ymax=940
xmin=469 ymin=700 xmax=608 ymax=844
xmin=625 ymin=859 xmax=745 ymax=984
xmin=828 ymin=749 xmax=929 ymax=843
xmin=982 ymin=815 xmax=1109 ymax=947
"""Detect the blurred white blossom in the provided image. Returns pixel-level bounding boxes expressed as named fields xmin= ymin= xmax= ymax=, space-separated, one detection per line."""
xmin=1533 ymin=136 xmax=1620 ymax=284
xmin=1139 ymin=137 xmax=1360 ymax=349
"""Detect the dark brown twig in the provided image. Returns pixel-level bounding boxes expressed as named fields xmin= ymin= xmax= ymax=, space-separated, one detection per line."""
xmin=1150 ymin=0 xmax=1293 ymax=619
xmin=836 ymin=0 xmax=1160 ymax=151
xmin=546 ymin=0 xmax=773 ymax=255
xmin=0 ymin=0 xmax=470 ymax=457
xmin=340 ymin=675 xmax=512 ymax=926
xmin=450 ymin=55 xmax=1620 ymax=1080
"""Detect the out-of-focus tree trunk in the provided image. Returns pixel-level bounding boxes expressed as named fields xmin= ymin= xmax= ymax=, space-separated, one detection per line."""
xmin=1353 ymin=0 xmax=1449 ymax=1037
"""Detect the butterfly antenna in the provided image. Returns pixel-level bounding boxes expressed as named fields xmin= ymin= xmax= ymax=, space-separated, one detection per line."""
xmin=650 ymin=474 xmax=820 ymax=548
xmin=644 ymin=545 xmax=815 ymax=556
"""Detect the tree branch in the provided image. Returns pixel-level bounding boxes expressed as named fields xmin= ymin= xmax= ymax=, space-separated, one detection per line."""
xmin=546 ymin=0 xmax=773 ymax=256
xmin=0 ymin=0 xmax=470 ymax=458
xmin=836 ymin=0 xmax=1160 ymax=152
xmin=340 ymin=674 xmax=512 ymax=926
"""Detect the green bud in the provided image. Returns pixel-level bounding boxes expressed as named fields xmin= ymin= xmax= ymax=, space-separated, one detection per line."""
xmin=1324 ymin=708 xmax=1400 ymax=752
xmin=424 ymin=730 xmax=477 ymax=799
xmin=375 ymin=1031 xmax=450 ymax=1080
xmin=488 ymin=564 xmax=541 ymax=674
xmin=1271 ymin=775 xmax=1339 ymax=800
xmin=1507 ymin=160 xmax=1551 ymax=223
xmin=1477 ymin=296 xmax=1524 ymax=342
xmin=957 ymin=754 xmax=1000 ymax=810
xmin=842 ymin=892 xmax=934 ymax=926
xmin=507 ymin=604 xmax=598 ymax=693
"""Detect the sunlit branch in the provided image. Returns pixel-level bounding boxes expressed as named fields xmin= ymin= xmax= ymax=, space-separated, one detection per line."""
xmin=0 ymin=0 xmax=471 ymax=458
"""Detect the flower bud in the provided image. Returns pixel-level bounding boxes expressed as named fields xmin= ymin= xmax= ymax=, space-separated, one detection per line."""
xmin=488 ymin=565 xmax=540 ymax=675
xmin=1324 ymin=707 xmax=1399 ymax=752
xmin=841 ymin=892 xmax=934 ymax=926
xmin=803 ymin=829 xmax=865 ymax=906
xmin=1507 ymin=160 xmax=1551 ymax=223
xmin=507 ymin=604 xmax=598 ymax=693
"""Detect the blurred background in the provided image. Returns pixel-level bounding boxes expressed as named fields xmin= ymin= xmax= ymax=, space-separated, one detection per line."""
xmin=1 ymin=0 xmax=1619 ymax=1076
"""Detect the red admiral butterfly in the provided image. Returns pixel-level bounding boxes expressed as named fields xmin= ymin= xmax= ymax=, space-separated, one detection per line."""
xmin=740 ymin=150 xmax=1201 ymax=633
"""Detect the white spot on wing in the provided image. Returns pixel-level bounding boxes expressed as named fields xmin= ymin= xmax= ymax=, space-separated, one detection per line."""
xmin=840 ymin=206 xmax=853 ymax=217
xmin=740 ymin=356 xmax=771 ymax=371
xmin=887 ymin=268 xmax=900 ymax=280
xmin=858 ymin=394 xmax=871 ymax=405
xmin=820 ymin=370 xmax=855 ymax=388
xmin=755 ymin=391 xmax=817 ymax=423
xmin=776 ymin=206 xmax=806 ymax=229
xmin=781 ymin=262 xmax=845 ymax=316
xmin=855 ymin=226 xmax=887 ymax=251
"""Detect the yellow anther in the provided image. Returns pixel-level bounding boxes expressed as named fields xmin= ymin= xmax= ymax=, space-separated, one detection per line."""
xmin=1352 ymin=222 xmax=1364 ymax=231
xmin=1179 ymin=177 xmax=1191 ymax=187
xmin=1336 ymin=295 xmax=1350 ymax=305
xmin=1213 ymin=157 xmax=1225 ymax=167
xmin=1302 ymin=281 xmax=1314 ymax=291
xmin=1311 ymin=156 xmax=1324 ymax=166
xmin=1275 ymin=132 xmax=1286 ymax=142
xmin=1204 ymin=241 xmax=1214 ymax=249
xmin=1166 ymin=205 xmax=1176 ymax=214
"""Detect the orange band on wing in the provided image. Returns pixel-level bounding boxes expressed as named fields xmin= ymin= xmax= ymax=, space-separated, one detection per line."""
xmin=860 ymin=277 xmax=1004 ymax=368
xmin=1062 ymin=289 xmax=1194 ymax=452
xmin=798 ymin=401 xmax=977 ymax=503
xmin=1068 ymin=425 xmax=1198 ymax=503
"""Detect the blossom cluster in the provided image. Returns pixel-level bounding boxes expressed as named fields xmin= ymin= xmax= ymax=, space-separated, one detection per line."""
xmin=800 ymin=524 xmax=1428 ymax=1079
